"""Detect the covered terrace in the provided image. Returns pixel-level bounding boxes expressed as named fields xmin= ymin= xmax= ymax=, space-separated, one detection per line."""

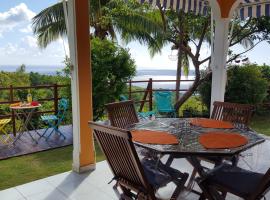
xmin=1 ymin=0 xmax=270 ymax=199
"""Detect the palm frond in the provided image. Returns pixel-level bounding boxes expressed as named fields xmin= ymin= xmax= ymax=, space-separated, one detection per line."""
xmin=32 ymin=2 xmax=66 ymax=48
xmin=239 ymin=37 xmax=254 ymax=49
xmin=182 ymin=53 xmax=190 ymax=77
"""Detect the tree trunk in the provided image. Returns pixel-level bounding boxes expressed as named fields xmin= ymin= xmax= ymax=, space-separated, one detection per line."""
xmin=175 ymin=47 xmax=182 ymax=101
xmin=174 ymin=65 xmax=201 ymax=110
xmin=175 ymin=11 xmax=184 ymax=113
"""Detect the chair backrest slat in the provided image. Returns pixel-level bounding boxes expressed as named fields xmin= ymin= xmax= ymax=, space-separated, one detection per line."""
xmin=89 ymin=122 xmax=154 ymax=197
xmin=211 ymin=101 xmax=254 ymax=125
xmin=105 ymin=100 xmax=139 ymax=129
xmin=57 ymin=98 xmax=68 ymax=120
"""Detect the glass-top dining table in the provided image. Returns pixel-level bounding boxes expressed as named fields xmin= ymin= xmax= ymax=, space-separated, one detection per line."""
xmin=127 ymin=118 xmax=265 ymax=178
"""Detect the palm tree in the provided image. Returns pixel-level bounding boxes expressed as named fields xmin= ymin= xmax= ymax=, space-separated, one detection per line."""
xmin=32 ymin=0 xmax=163 ymax=48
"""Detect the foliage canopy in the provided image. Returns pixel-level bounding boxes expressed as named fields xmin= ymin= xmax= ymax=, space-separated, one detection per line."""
xmin=91 ymin=38 xmax=136 ymax=120
xmin=198 ymin=64 xmax=269 ymax=110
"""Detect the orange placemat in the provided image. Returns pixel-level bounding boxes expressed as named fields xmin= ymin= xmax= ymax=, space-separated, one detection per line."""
xmin=190 ymin=118 xmax=234 ymax=129
xmin=131 ymin=130 xmax=179 ymax=145
xmin=199 ymin=132 xmax=248 ymax=149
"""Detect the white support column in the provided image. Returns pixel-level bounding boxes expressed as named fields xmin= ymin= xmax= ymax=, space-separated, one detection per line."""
xmin=67 ymin=0 xmax=80 ymax=172
xmin=208 ymin=0 xmax=243 ymax=113
xmin=67 ymin=0 xmax=95 ymax=173
xmin=210 ymin=18 xmax=230 ymax=113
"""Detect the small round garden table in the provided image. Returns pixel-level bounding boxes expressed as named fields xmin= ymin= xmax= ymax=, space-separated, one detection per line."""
xmin=10 ymin=104 xmax=42 ymax=144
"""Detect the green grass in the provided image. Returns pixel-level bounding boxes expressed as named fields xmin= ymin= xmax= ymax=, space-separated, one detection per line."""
xmin=0 ymin=143 xmax=105 ymax=190
xmin=251 ymin=112 xmax=270 ymax=136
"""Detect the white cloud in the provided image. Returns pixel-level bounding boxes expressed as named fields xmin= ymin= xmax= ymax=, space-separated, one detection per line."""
xmin=0 ymin=3 xmax=66 ymax=65
xmin=19 ymin=24 xmax=32 ymax=33
xmin=21 ymin=35 xmax=38 ymax=48
xmin=0 ymin=3 xmax=35 ymax=36
xmin=0 ymin=34 xmax=66 ymax=65
xmin=4 ymin=43 xmax=18 ymax=55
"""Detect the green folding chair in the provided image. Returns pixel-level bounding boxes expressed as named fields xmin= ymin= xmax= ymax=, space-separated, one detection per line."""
xmin=40 ymin=98 xmax=68 ymax=140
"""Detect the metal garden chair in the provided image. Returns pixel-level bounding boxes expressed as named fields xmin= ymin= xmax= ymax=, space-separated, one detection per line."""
xmin=197 ymin=163 xmax=270 ymax=200
xmin=154 ymin=91 xmax=176 ymax=117
xmin=40 ymin=98 xmax=68 ymax=140
xmin=89 ymin=122 xmax=189 ymax=200
xmin=0 ymin=118 xmax=13 ymax=144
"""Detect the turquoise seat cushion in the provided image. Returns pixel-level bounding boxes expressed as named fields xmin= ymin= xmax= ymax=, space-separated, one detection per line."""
xmin=41 ymin=115 xmax=58 ymax=121
xmin=158 ymin=108 xmax=175 ymax=113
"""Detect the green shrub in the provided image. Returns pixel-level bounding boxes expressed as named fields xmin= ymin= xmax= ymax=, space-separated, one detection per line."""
xmin=179 ymin=95 xmax=208 ymax=117
xmin=226 ymin=65 xmax=268 ymax=104
xmin=197 ymin=72 xmax=212 ymax=111
xmin=91 ymin=38 xmax=136 ymax=120
xmin=258 ymin=64 xmax=270 ymax=102
xmin=199 ymin=64 xmax=269 ymax=109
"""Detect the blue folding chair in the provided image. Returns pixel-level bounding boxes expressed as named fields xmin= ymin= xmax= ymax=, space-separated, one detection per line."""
xmin=40 ymin=98 xmax=68 ymax=140
xmin=154 ymin=91 xmax=176 ymax=117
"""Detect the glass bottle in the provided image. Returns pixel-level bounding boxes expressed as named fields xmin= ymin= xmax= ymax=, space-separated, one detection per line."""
xmin=27 ymin=89 xmax=32 ymax=104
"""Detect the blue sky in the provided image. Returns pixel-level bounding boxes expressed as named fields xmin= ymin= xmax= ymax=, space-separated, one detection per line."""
xmin=0 ymin=1 xmax=270 ymax=70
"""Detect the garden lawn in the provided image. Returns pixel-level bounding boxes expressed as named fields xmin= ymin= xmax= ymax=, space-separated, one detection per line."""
xmin=251 ymin=112 xmax=270 ymax=136
xmin=0 ymin=143 xmax=105 ymax=190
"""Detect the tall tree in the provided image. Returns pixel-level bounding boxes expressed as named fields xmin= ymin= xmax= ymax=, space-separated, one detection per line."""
xmin=135 ymin=5 xmax=270 ymax=111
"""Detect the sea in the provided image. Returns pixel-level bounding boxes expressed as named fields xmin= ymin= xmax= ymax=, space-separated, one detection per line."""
xmin=0 ymin=65 xmax=194 ymax=90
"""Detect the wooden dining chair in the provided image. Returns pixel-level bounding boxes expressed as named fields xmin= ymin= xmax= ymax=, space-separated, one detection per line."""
xmin=197 ymin=163 xmax=270 ymax=200
xmin=89 ymin=122 xmax=189 ymax=200
xmin=189 ymin=101 xmax=254 ymax=192
xmin=211 ymin=101 xmax=254 ymax=126
xmin=105 ymin=100 xmax=139 ymax=129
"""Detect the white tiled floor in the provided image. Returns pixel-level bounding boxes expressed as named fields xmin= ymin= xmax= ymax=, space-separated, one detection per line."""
xmin=2 ymin=136 xmax=270 ymax=200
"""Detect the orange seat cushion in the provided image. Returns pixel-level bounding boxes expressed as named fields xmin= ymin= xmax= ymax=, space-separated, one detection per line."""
xmin=199 ymin=132 xmax=248 ymax=149
xmin=190 ymin=118 xmax=234 ymax=129
xmin=131 ymin=130 xmax=179 ymax=145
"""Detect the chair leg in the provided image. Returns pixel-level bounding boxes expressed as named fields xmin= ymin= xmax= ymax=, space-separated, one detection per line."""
xmin=0 ymin=125 xmax=13 ymax=144
xmin=197 ymin=180 xmax=215 ymax=200
xmin=119 ymin=186 xmax=133 ymax=199
xmin=170 ymin=172 xmax=189 ymax=200
xmin=197 ymin=178 xmax=225 ymax=200
xmin=55 ymin=128 xmax=66 ymax=139
xmin=187 ymin=168 xmax=197 ymax=190
xmin=231 ymin=155 xmax=239 ymax=166
xmin=39 ymin=127 xmax=50 ymax=139
xmin=45 ymin=128 xmax=55 ymax=141
xmin=3 ymin=130 xmax=13 ymax=144
xmin=165 ymin=155 xmax=174 ymax=167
